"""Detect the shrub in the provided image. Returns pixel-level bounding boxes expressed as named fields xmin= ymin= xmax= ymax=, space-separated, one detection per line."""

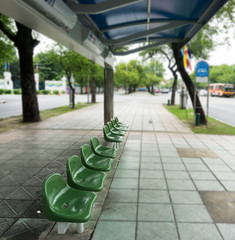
xmin=53 ymin=90 xmax=59 ymax=95
xmin=5 ymin=89 xmax=12 ymax=94
xmin=13 ymin=89 xmax=21 ymax=94
xmin=42 ymin=90 xmax=51 ymax=95
xmin=61 ymin=90 xmax=66 ymax=94
xmin=0 ymin=89 xmax=5 ymax=95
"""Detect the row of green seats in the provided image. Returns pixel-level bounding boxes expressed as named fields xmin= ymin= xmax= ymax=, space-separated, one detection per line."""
xmin=103 ymin=117 xmax=128 ymax=147
xmin=41 ymin=137 xmax=117 ymax=234
xmin=41 ymin=117 xmax=128 ymax=235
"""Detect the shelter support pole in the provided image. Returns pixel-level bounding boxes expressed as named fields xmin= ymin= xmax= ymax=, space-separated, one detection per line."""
xmin=104 ymin=63 xmax=114 ymax=125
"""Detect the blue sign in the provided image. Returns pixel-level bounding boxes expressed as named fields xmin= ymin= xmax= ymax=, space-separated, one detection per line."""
xmin=196 ymin=61 xmax=209 ymax=77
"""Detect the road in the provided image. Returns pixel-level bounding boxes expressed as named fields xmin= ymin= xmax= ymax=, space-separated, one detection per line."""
xmin=0 ymin=92 xmax=234 ymax=127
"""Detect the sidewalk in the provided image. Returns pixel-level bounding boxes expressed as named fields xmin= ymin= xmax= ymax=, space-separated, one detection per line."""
xmin=0 ymin=93 xmax=235 ymax=240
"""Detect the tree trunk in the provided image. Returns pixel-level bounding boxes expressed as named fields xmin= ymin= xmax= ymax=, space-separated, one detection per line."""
xmin=91 ymin=62 xmax=96 ymax=103
xmin=67 ymin=75 xmax=75 ymax=108
xmin=172 ymin=43 xmax=207 ymax=125
xmin=170 ymin=70 xmax=178 ymax=105
xmin=14 ymin=22 xmax=40 ymax=122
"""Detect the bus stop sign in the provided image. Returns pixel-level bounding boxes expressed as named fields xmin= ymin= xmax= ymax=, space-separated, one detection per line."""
xmin=196 ymin=61 xmax=209 ymax=82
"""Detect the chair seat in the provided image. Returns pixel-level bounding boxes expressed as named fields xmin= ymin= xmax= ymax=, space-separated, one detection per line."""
xmin=94 ymin=145 xmax=117 ymax=158
xmin=67 ymin=155 xmax=107 ymax=192
xmin=90 ymin=137 xmax=117 ymax=159
xmin=42 ymin=173 xmax=97 ymax=223
xmin=111 ymin=120 xmax=128 ymax=131
xmin=107 ymin=122 xmax=125 ymax=136
xmin=103 ymin=126 xmax=123 ymax=143
xmin=80 ymin=144 xmax=113 ymax=172
xmin=86 ymin=154 xmax=113 ymax=171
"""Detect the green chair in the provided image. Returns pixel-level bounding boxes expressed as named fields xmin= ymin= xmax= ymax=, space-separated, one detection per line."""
xmin=90 ymin=137 xmax=117 ymax=159
xmin=67 ymin=155 xmax=106 ymax=192
xmin=103 ymin=125 xmax=123 ymax=143
xmin=114 ymin=116 xmax=128 ymax=128
xmin=111 ymin=119 xmax=128 ymax=131
xmin=80 ymin=144 xmax=113 ymax=171
xmin=42 ymin=173 xmax=97 ymax=234
xmin=107 ymin=122 xmax=125 ymax=136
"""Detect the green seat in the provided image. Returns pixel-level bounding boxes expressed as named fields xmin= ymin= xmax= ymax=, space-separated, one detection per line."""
xmin=80 ymin=144 xmax=113 ymax=171
xmin=42 ymin=173 xmax=97 ymax=234
xmin=111 ymin=119 xmax=128 ymax=131
xmin=67 ymin=155 xmax=106 ymax=192
xmin=114 ymin=116 xmax=128 ymax=128
xmin=90 ymin=137 xmax=117 ymax=159
xmin=107 ymin=122 xmax=125 ymax=136
xmin=103 ymin=125 xmax=123 ymax=143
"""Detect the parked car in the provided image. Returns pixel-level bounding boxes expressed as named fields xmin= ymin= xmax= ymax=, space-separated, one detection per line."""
xmin=160 ymin=88 xmax=170 ymax=93
xmin=199 ymin=89 xmax=208 ymax=96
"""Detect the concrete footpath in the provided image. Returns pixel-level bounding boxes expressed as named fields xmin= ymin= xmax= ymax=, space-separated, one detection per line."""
xmin=0 ymin=92 xmax=235 ymax=240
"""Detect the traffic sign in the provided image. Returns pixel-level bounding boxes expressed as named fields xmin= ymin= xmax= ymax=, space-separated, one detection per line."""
xmin=196 ymin=61 xmax=209 ymax=77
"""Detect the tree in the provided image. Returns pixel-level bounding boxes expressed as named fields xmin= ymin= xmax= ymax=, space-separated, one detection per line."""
xmin=172 ymin=42 xmax=207 ymax=124
xmin=140 ymin=45 xmax=178 ymax=104
xmin=143 ymin=60 xmax=164 ymax=94
xmin=0 ymin=14 xmax=40 ymax=122
xmin=34 ymin=50 xmax=64 ymax=82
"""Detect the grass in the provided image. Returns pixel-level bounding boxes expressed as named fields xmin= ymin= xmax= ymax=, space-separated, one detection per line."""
xmin=0 ymin=103 xmax=92 ymax=134
xmin=165 ymin=104 xmax=235 ymax=135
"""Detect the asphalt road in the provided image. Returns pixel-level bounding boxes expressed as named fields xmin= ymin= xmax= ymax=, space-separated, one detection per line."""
xmin=0 ymin=92 xmax=234 ymax=127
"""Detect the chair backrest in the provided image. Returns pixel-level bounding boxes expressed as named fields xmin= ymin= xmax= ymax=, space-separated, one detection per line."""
xmin=107 ymin=122 xmax=113 ymax=131
xmin=80 ymin=144 xmax=93 ymax=162
xmin=103 ymin=125 xmax=110 ymax=136
xmin=42 ymin=173 xmax=67 ymax=206
xmin=90 ymin=137 xmax=100 ymax=152
xmin=67 ymin=155 xmax=83 ymax=178
xmin=111 ymin=119 xmax=116 ymax=127
xmin=114 ymin=116 xmax=119 ymax=123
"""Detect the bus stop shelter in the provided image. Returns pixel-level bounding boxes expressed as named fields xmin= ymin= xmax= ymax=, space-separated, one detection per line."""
xmin=0 ymin=1 xmax=232 ymax=239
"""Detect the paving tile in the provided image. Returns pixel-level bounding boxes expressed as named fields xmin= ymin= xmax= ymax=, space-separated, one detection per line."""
xmin=114 ymin=169 xmax=139 ymax=178
xmin=0 ymin=218 xmax=16 ymax=237
xmin=106 ymin=189 xmax=138 ymax=203
xmin=213 ymin=172 xmax=235 ymax=181
xmin=161 ymin=157 xmax=182 ymax=163
xmin=165 ymin=171 xmax=190 ymax=180
xmin=178 ymin=223 xmax=222 ymax=240
xmin=194 ymin=180 xmax=225 ymax=191
xmin=170 ymin=190 xmax=203 ymax=204
xmin=92 ymin=221 xmax=136 ymax=240
xmin=200 ymin=191 xmax=235 ymax=223
xmin=163 ymin=163 xmax=186 ymax=171
xmin=2 ymin=218 xmax=53 ymax=240
xmin=0 ymin=200 xmax=34 ymax=217
xmin=140 ymin=163 xmax=162 ymax=170
xmin=140 ymin=170 xmax=164 ymax=179
xmin=141 ymin=156 xmax=161 ymax=163
xmin=99 ymin=202 xmax=137 ymax=221
xmin=140 ymin=179 xmax=167 ymax=190
xmin=221 ymin=181 xmax=235 ymax=191
xmin=111 ymin=178 xmax=138 ymax=189
xmin=182 ymin=158 xmax=204 ymax=164
xmin=137 ymin=222 xmax=178 ymax=240
xmin=189 ymin=171 xmax=216 ymax=180
xmin=216 ymin=223 xmax=235 ymax=240
xmin=138 ymin=203 xmax=174 ymax=221
xmin=139 ymin=190 xmax=170 ymax=203
xmin=118 ymin=162 xmax=140 ymax=170
xmin=185 ymin=164 xmax=209 ymax=171
xmin=174 ymin=204 xmax=213 ymax=223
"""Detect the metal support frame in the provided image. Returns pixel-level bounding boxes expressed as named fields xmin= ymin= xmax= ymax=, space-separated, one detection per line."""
xmin=101 ymin=21 xmax=196 ymax=45
xmin=66 ymin=0 xmax=144 ymax=14
xmin=57 ymin=222 xmax=84 ymax=234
